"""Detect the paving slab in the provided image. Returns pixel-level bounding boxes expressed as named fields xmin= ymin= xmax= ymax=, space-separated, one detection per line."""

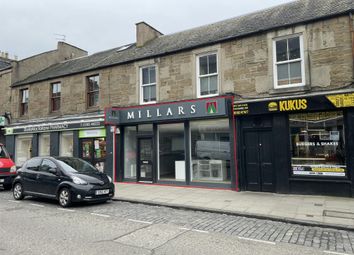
xmin=114 ymin=182 xmax=354 ymax=230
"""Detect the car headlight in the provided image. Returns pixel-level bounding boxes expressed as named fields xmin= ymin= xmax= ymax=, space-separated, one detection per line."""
xmin=10 ymin=165 xmax=17 ymax=173
xmin=72 ymin=176 xmax=88 ymax=185
xmin=107 ymin=176 xmax=112 ymax=183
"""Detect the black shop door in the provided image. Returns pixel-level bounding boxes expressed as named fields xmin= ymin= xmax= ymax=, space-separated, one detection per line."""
xmin=137 ymin=137 xmax=153 ymax=182
xmin=243 ymin=130 xmax=275 ymax=192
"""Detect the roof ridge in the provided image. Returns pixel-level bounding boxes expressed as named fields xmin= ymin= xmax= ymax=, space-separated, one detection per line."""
xmin=12 ymin=0 xmax=353 ymax=87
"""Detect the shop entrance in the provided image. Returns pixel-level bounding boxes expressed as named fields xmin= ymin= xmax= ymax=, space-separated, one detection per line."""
xmin=137 ymin=137 xmax=153 ymax=182
xmin=80 ymin=138 xmax=106 ymax=172
xmin=243 ymin=130 xmax=274 ymax=192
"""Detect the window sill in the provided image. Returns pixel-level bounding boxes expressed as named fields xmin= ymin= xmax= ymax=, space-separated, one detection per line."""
xmin=86 ymin=106 xmax=100 ymax=112
xmin=197 ymin=93 xmax=219 ymax=99
xmin=140 ymin=101 xmax=157 ymax=105
xmin=269 ymin=85 xmax=310 ymax=95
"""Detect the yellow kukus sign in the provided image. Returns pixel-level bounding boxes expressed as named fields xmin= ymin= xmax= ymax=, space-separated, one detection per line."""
xmin=326 ymin=92 xmax=354 ymax=108
xmin=234 ymin=91 xmax=354 ymax=116
xmin=268 ymin=99 xmax=307 ymax=112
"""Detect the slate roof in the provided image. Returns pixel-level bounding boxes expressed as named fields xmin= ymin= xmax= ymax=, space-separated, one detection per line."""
xmin=0 ymin=59 xmax=12 ymax=71
xmin=13 ymin=0 xmax=354 ymax=87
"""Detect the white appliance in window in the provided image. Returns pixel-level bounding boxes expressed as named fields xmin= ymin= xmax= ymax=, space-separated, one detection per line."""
xmin=192 ymin=160 xmax=227 ymax=181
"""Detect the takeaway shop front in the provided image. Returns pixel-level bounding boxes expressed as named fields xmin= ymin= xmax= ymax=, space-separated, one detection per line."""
xmin=5 ymin=114 xmax=110 ymax=175
xmin=105 ymin=96 xmax=236 ymax=189
xmin=234 ymin=91 xmax=354 ymax=197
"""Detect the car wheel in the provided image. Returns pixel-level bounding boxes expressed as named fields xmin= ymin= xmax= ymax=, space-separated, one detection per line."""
xmin=13 ymin=183 xmax=24 ymax=200
xmin=58 ymin=188 xmax=72 ymax=207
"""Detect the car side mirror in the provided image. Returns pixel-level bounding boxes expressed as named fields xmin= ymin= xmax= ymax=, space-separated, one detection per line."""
xmin=48 ymin=168 xmax=58 ymax=175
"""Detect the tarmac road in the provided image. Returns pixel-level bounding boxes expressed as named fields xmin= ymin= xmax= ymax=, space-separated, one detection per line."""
xmin=0 ymin=188 xmax=352 ymax=255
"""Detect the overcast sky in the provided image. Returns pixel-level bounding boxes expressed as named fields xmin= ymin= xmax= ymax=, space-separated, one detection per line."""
xmin=1 ymin=0 xmax=293 ymax=59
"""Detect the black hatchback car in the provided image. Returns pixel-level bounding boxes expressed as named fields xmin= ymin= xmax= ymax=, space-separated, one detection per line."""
xmin=12 ymin=157 xmax=115 ymax=207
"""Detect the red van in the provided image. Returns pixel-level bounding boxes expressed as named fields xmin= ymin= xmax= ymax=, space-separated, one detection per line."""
xmin=0 ymin=143 xmax=16 ymax=190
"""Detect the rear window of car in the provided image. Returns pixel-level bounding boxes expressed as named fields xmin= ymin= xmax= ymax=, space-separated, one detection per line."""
xmin=56 ymin=158 xmax=98 ymax=174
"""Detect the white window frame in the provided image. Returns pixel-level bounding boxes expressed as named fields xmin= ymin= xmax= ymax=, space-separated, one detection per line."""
xmin=140 ymin=65 xmax=157 ymax=105
xmin=273 ymin=34 xmax=305 ymax=89
xmin=196 ymin=52 xmax=219 ymax=98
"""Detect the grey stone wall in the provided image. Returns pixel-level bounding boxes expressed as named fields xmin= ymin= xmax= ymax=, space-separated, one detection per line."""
xmin=9 ymin=15 xmax=353 ymax=122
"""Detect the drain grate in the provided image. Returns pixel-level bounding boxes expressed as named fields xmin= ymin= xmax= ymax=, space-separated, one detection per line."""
xmin=323 ymin=210 xmax=354 ymax=219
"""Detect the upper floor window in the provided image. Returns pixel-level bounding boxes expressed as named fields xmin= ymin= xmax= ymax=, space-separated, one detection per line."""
xmin=87 ymin=75 xmax=99 ymax=107
xmin=20 ymin=89 xmax=29 ymax=116
xmin=51 ymin=82 xmax=61 ymax=112
xmin=273 ymin=35 xmax=305 ymax=88
xmin=140 ymin=66 xmax=156 ymax=104
xmin=197 ymin=53 xmax=218 ymax=97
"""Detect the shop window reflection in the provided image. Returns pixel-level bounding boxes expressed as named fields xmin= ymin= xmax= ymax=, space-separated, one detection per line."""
xmin=158 ymin=123 xmax=185 ymax=181
xmin=290 ymin=111 xmax=346 ymax=177
xmin=190 ymin=119 xmax=231 ymax=183
xmin=124 ymin=126 xmax=137 ymax=179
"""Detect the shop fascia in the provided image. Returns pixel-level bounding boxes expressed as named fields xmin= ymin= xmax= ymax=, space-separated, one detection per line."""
xmin=105 ymin=97 xmax=229 ymax=125
xmin=5 ymin=118 xmax=104 ymax=135
xmin=126 ymin=105 xmax=196 ymax=120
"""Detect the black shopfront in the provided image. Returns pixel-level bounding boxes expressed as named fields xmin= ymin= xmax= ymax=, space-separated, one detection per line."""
xmin=105 ymin=96 xmax=236 ymax=189
xmin=235 ymin=91 xmax=354 ymax=197
xmin=4 ymin=115 xmax=111 ymax=176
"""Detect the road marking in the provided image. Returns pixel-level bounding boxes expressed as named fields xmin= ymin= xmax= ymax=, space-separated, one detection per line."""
xmin=90 ymin=213 xmax=110 ymax=218
xmin=179 ymin=227 xmax=191 ymax=231
xmin=192 ymin=229 xmax=209 ymax=234
xmin=238 ymin=236 xmax=276 ymax=245
xmin=128 ymin=219 xmax=152 ymax=224
xmin=324 ymin=251 xmax=351 ymax=255
xmin=58 ymin=208 xmax=75 ymax=212
xmin=30 ymin=203 xmax=45 ymax=208
xmin=8 ymin=200 xmax=20 ymax=203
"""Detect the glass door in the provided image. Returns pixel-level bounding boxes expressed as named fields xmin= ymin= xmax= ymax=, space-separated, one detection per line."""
xmin=80 ymin=138 xmax=106 ymax=173
xmin=92 ymin=138 xmax=106 ymax=173
xmin=137 ymin=138 xmax=153 ymax=182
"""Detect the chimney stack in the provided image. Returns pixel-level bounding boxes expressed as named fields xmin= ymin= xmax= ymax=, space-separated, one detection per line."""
xmin=136 ymin=22 xmax=163 ymax=47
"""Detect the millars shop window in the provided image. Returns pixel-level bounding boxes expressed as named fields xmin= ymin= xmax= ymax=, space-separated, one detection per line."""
xmin=273 ymin=35 xmax=305 ymax=88
xmin=197 ymin=53 xmax=218 ymax=97
xmin=20 ymin=88 xmax=29 ymax=116
xmin=140 ymin=66 xmax=156 ymax=104
xmin=51 ymin=82 xmax=61 ymax=112
xmin=190 ymin=119 xmax=231 ymax=183
xmin=289 ymin=111 xmax=346 ymax=177
xmin=87 ymin=75 xmax=99 ymax=107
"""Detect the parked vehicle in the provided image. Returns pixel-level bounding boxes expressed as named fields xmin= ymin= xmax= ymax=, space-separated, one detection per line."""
xmin=12 ymin=156 xmax=114 ymax=207
xmin=0 ymin=143 xmax=17 ymax=190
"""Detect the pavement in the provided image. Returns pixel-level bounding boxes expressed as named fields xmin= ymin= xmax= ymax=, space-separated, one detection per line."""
xmin=113 ymin=182 xmax=354 ymax=230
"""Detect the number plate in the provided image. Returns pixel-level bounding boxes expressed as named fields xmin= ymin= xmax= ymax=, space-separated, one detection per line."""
xmin=0 ymin=179 xmax=4 ymax=183
xmin=95 ymin=189 xmax=109 ymax=195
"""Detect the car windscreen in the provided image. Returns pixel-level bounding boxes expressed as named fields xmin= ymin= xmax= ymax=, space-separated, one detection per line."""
xmin=0 ymin=145 xmax=10 ymax=159
xmin=56 ymin=158 xmax=99 ymax=174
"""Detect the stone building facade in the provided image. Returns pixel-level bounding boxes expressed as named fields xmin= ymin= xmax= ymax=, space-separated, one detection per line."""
xmin=4 ymin=0 xmax=354 ymax=196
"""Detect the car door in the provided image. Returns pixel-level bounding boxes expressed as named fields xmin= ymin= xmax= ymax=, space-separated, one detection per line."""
xmin=22 ymin=158 xmax=42 ymax=193
xmin=37 ymin=159 xmax=61 ymax=197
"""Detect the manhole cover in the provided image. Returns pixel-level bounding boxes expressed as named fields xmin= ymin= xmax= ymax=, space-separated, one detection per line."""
xmin=323 ymin=210 xmax=354 ymax=219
